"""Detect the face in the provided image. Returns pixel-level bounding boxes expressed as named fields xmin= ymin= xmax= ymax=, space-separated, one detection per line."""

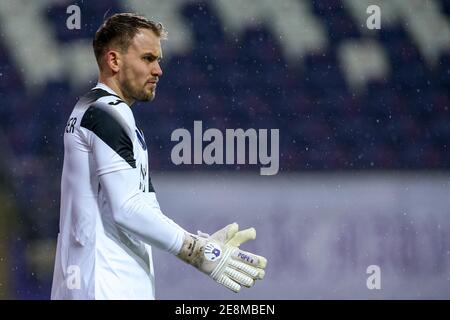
xmin=117 ymin=28 xmax=163 ymax=103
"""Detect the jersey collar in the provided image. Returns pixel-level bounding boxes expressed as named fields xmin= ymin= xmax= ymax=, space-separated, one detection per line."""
xmin=92 ymin=82 xmax=132 ymax=108
xmin=93 ymin=82 xmax=120 ymax=96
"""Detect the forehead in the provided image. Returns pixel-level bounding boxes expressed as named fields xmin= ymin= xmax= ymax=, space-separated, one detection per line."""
xmin=128 ymin=28 xmax=162 ymax=56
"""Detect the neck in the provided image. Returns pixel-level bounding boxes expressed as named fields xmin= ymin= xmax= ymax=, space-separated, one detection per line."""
xmin=98 ymin=74 xmax=135 ymax=106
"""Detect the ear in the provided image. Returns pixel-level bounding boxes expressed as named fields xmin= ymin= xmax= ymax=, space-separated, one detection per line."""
xmin=104 ymin=50 xmax=121 ymax=73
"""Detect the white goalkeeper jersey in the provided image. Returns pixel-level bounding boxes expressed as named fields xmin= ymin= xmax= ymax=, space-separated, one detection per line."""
xmin=51 ymin=83 xmax=184 ymax=300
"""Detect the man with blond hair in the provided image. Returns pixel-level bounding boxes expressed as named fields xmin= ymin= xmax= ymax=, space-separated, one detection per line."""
xmin=51 ymin=13 xmax=266 ymax=300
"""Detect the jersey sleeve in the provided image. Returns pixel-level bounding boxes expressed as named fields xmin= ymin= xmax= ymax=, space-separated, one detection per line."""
xmin=80 ymin=102 xmax=136 ymax=176
xmin=100 ymin=168 xmax=185 ymax=254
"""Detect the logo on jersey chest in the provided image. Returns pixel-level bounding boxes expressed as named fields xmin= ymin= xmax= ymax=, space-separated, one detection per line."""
xmin=135 ymin=129 xmax=147 ymax=150
xmin=139 ymin=163 xmax=148 ymax=192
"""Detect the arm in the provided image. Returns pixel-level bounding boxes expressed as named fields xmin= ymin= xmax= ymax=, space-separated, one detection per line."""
xmin=99 ymin=168 xmax=185 ymax=254
xmin=84 ymin=102 xmax=267 ymax=292
xmin=101 ymin=169 xmax=267 ymax=292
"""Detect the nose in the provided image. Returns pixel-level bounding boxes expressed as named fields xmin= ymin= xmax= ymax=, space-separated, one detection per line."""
xmin=152 ymin=61 xmax=163 ymax=77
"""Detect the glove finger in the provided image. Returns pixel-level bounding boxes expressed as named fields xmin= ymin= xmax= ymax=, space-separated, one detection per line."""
xmin=226 ymin=223 xmax=239 ymax=239
xmin=233 ymin=248 xmax=267 ymax=269
xmin=216 ymin=273 xmax=241 ymax=293
xmin=229 ymin=259 xmax=265 ymax=280
xmin=224 ymin=266 xmax=254 ymax=288
xmin=211 ymin=223 xmax=239 ymax=243
xmin=226 ymin=228 xmax=256 ymax=247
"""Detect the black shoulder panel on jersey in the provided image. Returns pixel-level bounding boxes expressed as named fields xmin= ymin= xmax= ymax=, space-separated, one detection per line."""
xmin=80 ymin=88 xmax=124 ymax=105
xmin=80 ymin=104 xmax=136 ymax=168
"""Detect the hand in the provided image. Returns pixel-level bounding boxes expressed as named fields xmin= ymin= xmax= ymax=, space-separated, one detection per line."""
xmin=177 ymin=223 xmax=267 ymax=293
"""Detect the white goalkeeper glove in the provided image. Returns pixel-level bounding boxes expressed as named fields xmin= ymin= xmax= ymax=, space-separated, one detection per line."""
xmin=177 ymin=223 xmax=267 ymax=293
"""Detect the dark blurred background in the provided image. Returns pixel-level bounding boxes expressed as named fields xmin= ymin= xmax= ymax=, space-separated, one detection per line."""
xmin=0 ymin=0 xmax=449 ymax=299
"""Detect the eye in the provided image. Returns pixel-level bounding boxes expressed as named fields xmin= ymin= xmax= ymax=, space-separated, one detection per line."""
xmin=142 ymin=55 xmax=162 ymax=63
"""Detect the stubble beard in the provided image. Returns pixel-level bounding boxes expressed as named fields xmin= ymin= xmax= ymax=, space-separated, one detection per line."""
xmin=122 ymin=78 xmax=155 ymax=103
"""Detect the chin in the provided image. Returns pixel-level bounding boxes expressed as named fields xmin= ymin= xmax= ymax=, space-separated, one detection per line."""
xmin=145 ymin=88 xmax=156 ymax=100
xmin=137 ymin=91 xmax=155 ymax=102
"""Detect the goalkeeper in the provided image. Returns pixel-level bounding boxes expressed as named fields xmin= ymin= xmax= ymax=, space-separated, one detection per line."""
xmin=50 ymin=13 xmax=266 ymax=300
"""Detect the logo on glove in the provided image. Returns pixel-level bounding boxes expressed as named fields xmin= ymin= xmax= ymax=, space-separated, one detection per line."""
xmin=204 ymin=242 xmax=222 ymax=261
